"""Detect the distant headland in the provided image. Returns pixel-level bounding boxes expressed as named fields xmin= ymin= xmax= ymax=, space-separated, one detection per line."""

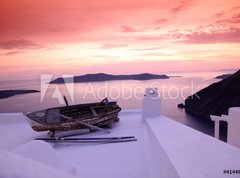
xmin=178 ymin=69 xmax=240 ymax=121
xmin=0 ymin=90 xmax=39 ymax=99
xmin=49 ymin=73 xmax=171 ymax=84
xmin=215 ymin=74 xmax=232 ymax=79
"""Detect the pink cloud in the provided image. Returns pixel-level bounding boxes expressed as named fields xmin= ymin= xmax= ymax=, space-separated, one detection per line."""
xmin=0 ymin=51 xmax=25 ymax=56
xmin=120 ymin=25 xmax=138 ymax=33
xmin=217 ymin=13 xmax=240 ymax=24
xmin=135 ymin=35 xmax=166 ymax=41
xmin=214 ymin=12 xmax=225 ymax=18
xmin=168 ymin=0 xmax=195 ymax=13
xmin=154 ymin=18 xmax=168 ymax=24
xmin=0 ymin=39 xmax=42 ymax=49
xmin=0 ymin=0 xmax=197 ymax=43
xmin=180 ymin=27 xmax=240 ymax=44
xmin=130 ymin=47 xmax=164 ymax=51
xmin=0 ymin=0 xmax=159 ymax=42
xmin=231 ymin=13 xmax=240 ymax=22
xmin=232 ymin=6 xmax=240 ymax=11
xmin=0 ymin=0 xmax=240 ymax=80
xmin=102 ymin=44 xmax=128 ymax=49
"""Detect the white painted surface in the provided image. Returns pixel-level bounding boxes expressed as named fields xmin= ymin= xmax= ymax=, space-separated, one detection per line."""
xmin=141 ymin=88 xmax=240 ymax=178
xmin=228 ymin=107 xmax=240 ymax=148
xmin=0 ymin=111 xmax=150 ymax=178
xmin=0 ymin=149 xmax=79 ymax=178
xmin=142 ymin=88 xmax=162 ymax=121
xmin=13 ymin=140 xmax=77 ymax=174
xmin=211 ymin=107 xmax=240 ymax=148
xmin=146 ymin=116 xmax=240 ymax=178
xmin=54 ymin=110 xmax=150 ymax=178
xmin=0 ymin=109 xmax=240 ymax=178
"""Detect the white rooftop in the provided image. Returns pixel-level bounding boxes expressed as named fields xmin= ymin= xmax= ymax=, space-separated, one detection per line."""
xmin=1 ymin=110 xmax=240 ymax=178
xmin=0 ymin=88 xmax=240 ymax=178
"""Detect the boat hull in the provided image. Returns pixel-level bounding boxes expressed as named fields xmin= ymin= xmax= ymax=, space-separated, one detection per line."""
xmin=24 ymin=101 xmax=121 ymax=132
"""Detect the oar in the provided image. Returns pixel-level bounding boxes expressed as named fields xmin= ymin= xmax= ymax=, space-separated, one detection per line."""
xmin=36 ymin=136 xmax=136 ymax=141
xmin=54 ymin=113 xmax=110 ymax=134
xmin=35 ymin=136 xmax=137 ymax=143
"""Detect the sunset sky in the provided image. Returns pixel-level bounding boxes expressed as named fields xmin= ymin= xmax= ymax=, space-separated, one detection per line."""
xmin=0 ymin=0 xmax=240 ymax=80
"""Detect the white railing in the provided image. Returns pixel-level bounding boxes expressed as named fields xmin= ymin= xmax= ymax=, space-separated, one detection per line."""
xmin=211 ymin=107 xmax=240 ymax=148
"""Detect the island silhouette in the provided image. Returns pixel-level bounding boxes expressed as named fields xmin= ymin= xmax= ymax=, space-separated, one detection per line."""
xmin=50 ymin=73 xmax=170 ymax=84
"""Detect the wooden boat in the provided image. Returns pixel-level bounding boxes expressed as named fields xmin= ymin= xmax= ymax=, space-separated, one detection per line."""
xmin=24 ymin=98 xmax=121 ymax=132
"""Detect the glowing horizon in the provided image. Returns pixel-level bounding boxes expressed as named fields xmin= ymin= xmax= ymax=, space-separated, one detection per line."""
xmin=0 ymin=0 xmax=240 ymax=80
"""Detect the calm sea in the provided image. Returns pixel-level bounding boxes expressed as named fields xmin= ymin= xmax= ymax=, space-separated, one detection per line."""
xmin=0 ymin=71 xmax=232 ymax=140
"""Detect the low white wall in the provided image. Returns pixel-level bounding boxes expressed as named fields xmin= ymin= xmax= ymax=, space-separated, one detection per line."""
xmin=227 ymin=107 xmax=240 ymax=148
xmin=144 ymin=122 xmax=180 ymax=178
xmin=145 ymin=116 xmax=240 ymax=178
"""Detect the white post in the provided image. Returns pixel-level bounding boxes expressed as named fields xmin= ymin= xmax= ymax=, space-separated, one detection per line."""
xmin=142 ymin=88 xmax=162 ymax=121
xmin=214 ymin=120 xmax=220 ymax=140
xmin=210 ymin=115 xmax=222 ymax=139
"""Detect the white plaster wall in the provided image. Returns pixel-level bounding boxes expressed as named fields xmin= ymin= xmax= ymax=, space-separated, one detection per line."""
xmin=227 ymin=107 xmax=240 ymax=148
xmin=145 ymin=116 xmax=240 ymax=178
xmin=144 ymin=122 xmax=180 ymax=178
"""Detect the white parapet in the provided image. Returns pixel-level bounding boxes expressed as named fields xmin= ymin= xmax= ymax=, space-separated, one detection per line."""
xmin=142 ymin=91 xmax=240 ymax=178
xmin=211 ymin=107 xmax=240 ymax=148
xmin=145 ymin=115 xmax=240 ymax=178
xmin=142 ymin=88 xmax=162 ymax=121
xmin=228 ymin=107 xmax=240 ymax=148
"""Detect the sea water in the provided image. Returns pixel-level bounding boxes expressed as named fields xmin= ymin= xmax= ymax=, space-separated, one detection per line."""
xmin=0 ymin=71 xmax=231 ymax=139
